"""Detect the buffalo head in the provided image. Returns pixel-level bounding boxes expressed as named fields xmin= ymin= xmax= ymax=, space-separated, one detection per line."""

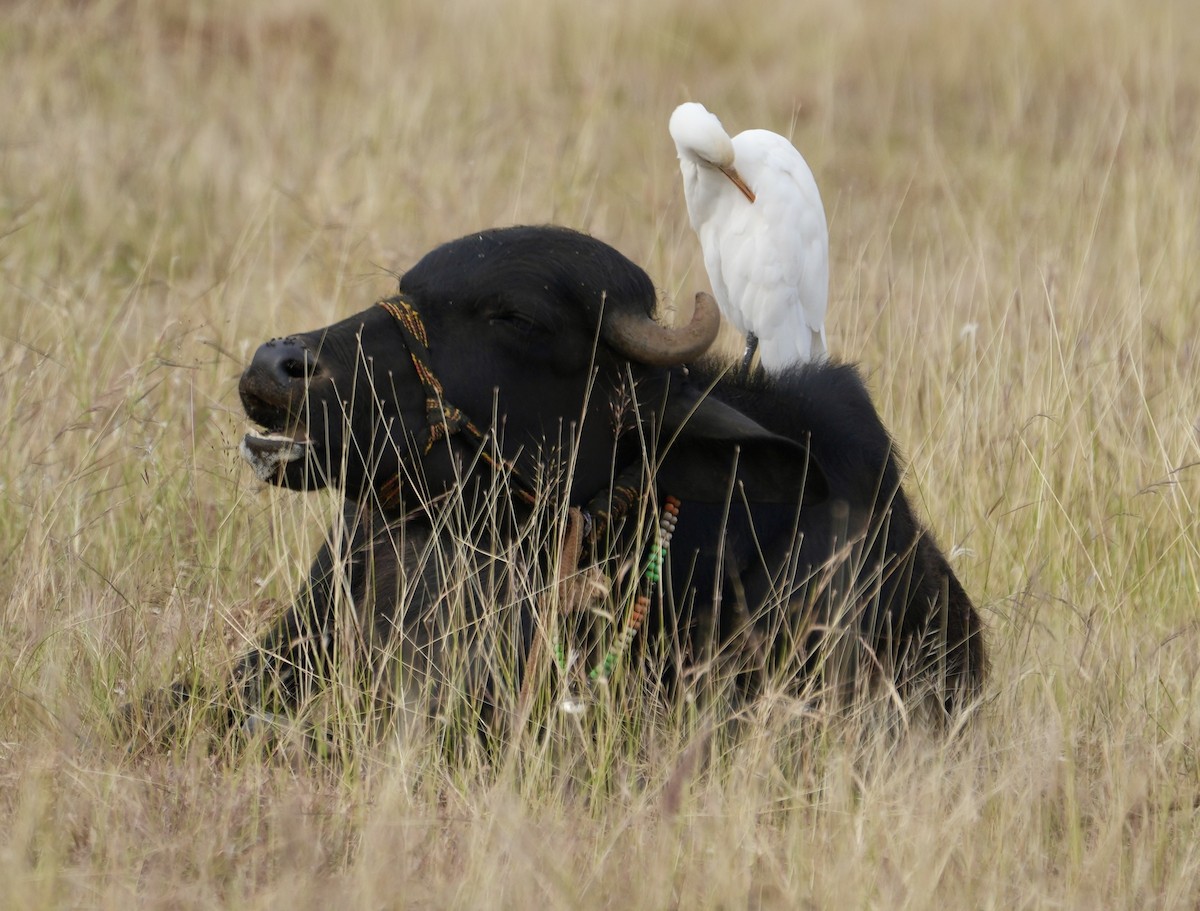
xmin=237 ymin=226 xmax=720 ymax=506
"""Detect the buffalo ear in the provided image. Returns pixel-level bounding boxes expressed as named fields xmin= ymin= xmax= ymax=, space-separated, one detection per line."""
xmin=654 ymin=390 xmax=828 ymax=506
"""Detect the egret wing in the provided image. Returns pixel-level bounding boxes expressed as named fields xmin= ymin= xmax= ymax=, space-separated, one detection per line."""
xmin=729 ymin=130 xmax=829 ymax=367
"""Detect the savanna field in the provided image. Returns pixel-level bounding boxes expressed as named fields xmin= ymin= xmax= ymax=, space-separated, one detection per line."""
xmin=2 ymin=0 xmax=1199 ymax=907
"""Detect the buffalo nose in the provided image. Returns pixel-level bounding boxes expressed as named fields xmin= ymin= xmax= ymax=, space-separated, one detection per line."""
xmin=248 ymin=337 xmax=320 ymax=387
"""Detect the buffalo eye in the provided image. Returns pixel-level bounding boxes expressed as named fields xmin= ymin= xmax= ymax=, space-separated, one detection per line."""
xmin=488 ymin=309 xmax=542 ymax=337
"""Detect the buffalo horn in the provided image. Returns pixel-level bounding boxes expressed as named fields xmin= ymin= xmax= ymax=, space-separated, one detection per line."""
xmin=602 ymin=291 xmax=721 ymax=366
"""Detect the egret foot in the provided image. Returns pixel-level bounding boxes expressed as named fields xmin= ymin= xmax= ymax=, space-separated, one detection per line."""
xmin=740 ymin=333 xmax=759 ymax=377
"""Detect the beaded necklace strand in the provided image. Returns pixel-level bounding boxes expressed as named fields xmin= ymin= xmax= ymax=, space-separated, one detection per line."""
xmin=555 ymin=495 xmax=681 ymax=687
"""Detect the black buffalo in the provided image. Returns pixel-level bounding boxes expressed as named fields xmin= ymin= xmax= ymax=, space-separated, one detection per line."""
xmin=226 ymin=225 xmax=984 ymax=733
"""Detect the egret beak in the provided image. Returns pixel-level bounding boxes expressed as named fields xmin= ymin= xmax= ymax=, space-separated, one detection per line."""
xmin=719 ymin=164 xmax=756 ymax=203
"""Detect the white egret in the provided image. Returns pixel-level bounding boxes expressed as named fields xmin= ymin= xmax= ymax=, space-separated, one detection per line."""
xmin=669 ymin=101 xmax=829 ymax=373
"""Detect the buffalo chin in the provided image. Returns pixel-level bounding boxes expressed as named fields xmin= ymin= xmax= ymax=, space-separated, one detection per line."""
xmin=240 ymin=429 xmax=312 ymax=483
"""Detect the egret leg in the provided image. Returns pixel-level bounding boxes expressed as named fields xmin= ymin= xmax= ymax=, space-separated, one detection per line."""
xmin=740 ymin=333 xmax=759 ymax=376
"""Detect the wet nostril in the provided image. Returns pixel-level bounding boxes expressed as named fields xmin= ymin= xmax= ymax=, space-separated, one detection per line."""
xmin=249 ymin=338 xmax=321 ymax=387
xmin=280 ymin=357 xmax=313 ymax=379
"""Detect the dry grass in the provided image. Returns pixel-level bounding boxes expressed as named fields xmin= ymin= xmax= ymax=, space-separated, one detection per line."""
xmin=2 ymin=0 xmax=1199 ymax=907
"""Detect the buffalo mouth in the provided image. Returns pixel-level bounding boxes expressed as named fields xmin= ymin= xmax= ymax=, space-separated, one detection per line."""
xmin=239 ymin=394 xmax=313 ymax=483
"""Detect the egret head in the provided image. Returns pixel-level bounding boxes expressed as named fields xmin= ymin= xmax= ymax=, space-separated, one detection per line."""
xmin=670 ymin=103 xmax=735 ymax=167
xmin=669 ymin=102 xmax=756 ymax=203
